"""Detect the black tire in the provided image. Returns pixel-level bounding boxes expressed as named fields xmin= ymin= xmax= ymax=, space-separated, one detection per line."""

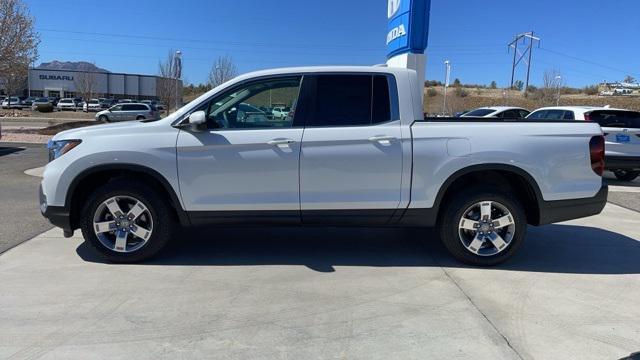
xmin=438 ymin=186 xmax=527 ymax=266
xmin=613 ymin=170 xmax=640 ymax=182
xmin=98 ymin=115 xmax=109 ymax=122
xmin=79 ymin=179 xmax=176 ymax=263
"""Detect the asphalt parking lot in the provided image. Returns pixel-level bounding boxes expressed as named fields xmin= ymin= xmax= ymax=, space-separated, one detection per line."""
xmin=1 ymin=141 xmax=640 ymax=359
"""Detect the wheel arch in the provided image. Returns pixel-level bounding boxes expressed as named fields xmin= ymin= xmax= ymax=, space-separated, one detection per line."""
xmin=433 ymin=164 xmax=544 ymax=226
xmin=66 ymin=164 xmax=190 ymax=230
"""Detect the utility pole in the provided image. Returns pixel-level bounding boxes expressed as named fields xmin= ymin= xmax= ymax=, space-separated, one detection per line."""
xmin=442 ymin=60 xmax=451 ymax=116
xmin=174 ymin=50 xmax=182 ymax=112
xmin=508 ymin=31 xmax=540 ymax=91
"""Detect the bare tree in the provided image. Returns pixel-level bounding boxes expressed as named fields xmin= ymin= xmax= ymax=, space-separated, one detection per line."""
xmin=208 ymin=55 xmax=237 ymax=88
xmin=0 ymin=0 xmax=39 ymax=98
xmin=74 ymin=71 xmax=98 ymax=101
xmin=542 ymin=69 xmax=563 ymax=105
xmin=157 ymin=50 xmax=182 ymax=112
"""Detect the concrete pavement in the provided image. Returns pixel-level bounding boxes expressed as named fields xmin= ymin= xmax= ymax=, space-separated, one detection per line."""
xmin=1 ymin=204 xmax=639 ymax=360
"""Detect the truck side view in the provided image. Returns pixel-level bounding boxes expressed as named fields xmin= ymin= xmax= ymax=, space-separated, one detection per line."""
xmin=40 ymin=66 xmax=607 ymax=265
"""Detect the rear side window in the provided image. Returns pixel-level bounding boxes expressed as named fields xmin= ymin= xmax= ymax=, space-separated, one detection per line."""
xmin=121 ymin=105 xmax=134 ymax=111
xmin=304 ymin=74 xmax=393 ymax=127
xmin=528 ymin=109 xmax=569 ymax=120
xmin=464 ymin=109 xmax=495 ymax=117
xmin=589 ymin=110 xmax=640 ymax=128
xmin=563 ymin=111 xmax=575 ymax=120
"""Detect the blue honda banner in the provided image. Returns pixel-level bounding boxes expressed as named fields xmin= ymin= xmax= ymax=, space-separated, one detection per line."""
xmin=386 ymin=0 xmax=431 ymax=59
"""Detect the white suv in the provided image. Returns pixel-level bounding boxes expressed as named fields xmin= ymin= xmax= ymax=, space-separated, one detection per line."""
xmin=57 ymin=98 xmax=77 ymax=111
xmin=528 ymin=106 xmax=640 ymax=181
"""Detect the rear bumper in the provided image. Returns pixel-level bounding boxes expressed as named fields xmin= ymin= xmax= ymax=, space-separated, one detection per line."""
xmin=605 ymin=155 xmax=640 ymax=171
xmin=537 ymin=184 xmax=608 ymax=225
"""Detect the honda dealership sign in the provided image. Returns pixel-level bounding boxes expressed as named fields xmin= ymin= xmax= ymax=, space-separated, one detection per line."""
xmin=386 ymin=0 xmax=431 ymax=58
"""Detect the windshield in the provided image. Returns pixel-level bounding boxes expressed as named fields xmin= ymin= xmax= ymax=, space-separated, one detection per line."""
xmin=463 ymin=108 xmax=496 ymax=117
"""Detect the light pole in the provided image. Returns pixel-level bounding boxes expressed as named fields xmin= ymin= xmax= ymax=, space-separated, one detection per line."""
xmin=443 ymin=60 xmax=451 ymax=116
xmin=555 ymin=75 xmax=562 ymax=106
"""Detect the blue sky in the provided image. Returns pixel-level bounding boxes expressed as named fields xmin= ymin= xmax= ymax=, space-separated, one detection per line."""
xmin=26 ymin=0 xmax=640 ymax=87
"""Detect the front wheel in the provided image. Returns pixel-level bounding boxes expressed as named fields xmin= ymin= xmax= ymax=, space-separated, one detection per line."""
xmin=80 ymin=179 xmax=176 ymax=263
xmin=98 ymin=115 xmax=109 ymax=122
xmin=438 ymin=187 xmax=527 ymax=266
xmin=613 ymin=170 xmax=640 ymax=182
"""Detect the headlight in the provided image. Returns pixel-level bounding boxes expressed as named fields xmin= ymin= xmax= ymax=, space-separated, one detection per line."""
xmin=47 ymin=139 xmax=82 ymax=162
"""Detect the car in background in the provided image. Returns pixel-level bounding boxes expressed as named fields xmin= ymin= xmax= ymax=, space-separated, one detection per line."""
xmin=99 ymin=98 xmax=117 ymax=109
xmin=56 ymin=98 xmax=78 ymax=111
xmin=461 ymin=106 xmax=530 ymax=119
xmin=83 ymin=99 xmax=102 ymax=112
xmin=527 ymin=106 xmax=640 ymax=181
xmin=271 ymin=106 xmax=291 ymax=120
xmin=118 ymin=99 xmax=134 ymax=104
xmin=48 ymin=97 xmax=60 ymax=106
xmin=1 ymin=96 xmax=25 ymax=109
xmin=31 ymin=97 xmax=52 ymax=110
xmin=22 ymin=97 xmax=37 ymax=107
xmin=95 ymin=103 xmax=160 ymax=122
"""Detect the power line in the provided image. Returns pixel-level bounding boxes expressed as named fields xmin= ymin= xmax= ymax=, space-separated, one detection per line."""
xmin=538 ymin=47 xmax=639 ymax=77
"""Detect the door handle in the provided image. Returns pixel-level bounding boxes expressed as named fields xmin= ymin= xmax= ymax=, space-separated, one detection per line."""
xmin=267 ymin=139 xmax=296 ymax=146
xmin=368 ymin=135 xmax=396 ymax=142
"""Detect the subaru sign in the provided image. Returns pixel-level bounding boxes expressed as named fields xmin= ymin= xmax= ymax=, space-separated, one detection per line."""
xmin=386 ymin=0 xmax=431 ymax=59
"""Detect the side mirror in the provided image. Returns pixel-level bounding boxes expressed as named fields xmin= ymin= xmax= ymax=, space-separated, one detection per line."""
xmin=187 ymin=110 xmax=207 ymax=132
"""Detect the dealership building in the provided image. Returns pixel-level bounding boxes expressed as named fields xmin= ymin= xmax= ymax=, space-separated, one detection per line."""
xmin=19 ymin=68 xmax=181 ymax=100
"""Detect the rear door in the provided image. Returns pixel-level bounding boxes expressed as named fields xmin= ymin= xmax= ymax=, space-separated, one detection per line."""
xmin=298 ymin=73 xmax=403 ymax=225
xmin=589 ymin=110 xmax=640 ymax=158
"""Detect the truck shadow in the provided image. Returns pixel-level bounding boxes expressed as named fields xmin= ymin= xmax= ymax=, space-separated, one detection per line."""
xmin=0 ymin=146 xmax=26 ymax=157
xmin=77 ymin=224 xmax=640 ymax=275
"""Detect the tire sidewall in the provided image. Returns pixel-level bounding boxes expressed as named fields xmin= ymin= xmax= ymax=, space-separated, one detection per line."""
xmin=439 ymin=188 xmax=526 ymax=266
xmin=80 ymin=180 xmax=174 ymax=263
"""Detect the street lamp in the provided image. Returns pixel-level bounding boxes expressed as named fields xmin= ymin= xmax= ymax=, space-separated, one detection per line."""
xmin=555 ymin=75 xmax=562 ymax=106
xmin=443 ymin=60 xmax=451 ymax=116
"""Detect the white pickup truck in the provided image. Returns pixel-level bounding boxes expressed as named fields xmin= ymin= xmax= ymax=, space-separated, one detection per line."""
xmin=40 ymin=66 xmax=607 ymax=266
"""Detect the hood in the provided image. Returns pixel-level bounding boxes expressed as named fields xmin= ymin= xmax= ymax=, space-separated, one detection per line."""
xmin=52 ymin=120 xmax=155 ymax=141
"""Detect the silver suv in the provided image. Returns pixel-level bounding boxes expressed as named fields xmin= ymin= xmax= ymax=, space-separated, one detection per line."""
xmin=95 ymin=103 xmax=160 ymax=122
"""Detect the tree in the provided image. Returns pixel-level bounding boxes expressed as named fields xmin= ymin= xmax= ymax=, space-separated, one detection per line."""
xmin=208 ymin=55 xmax=237 ymax=88
xmin=490 ymin=81 xmax=497 ymax=89
xmin=624 ymin=75 xmax=636 ymax=84
xmin=74 ymin=70 xmax=98 ymax=101
xmin=542 ymin=69 xmax=564 ymax=105
xmin=513 ymin=80 xmax=524 ymax=91
xmin=453 ymin=78 xmax=461 ymax=87
xmin=0 ymin=0 xmax=39 ymax=99
xmin=157 ymin=49 xmax=183 ymax=112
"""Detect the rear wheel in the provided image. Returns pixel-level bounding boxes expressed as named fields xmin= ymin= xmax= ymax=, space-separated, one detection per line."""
xmin=80 ymin=179 xmax=176 ymax=263
xmin=438 ymin=186 xmax=526 ymax=266
xmin=613 ymin=170 xmax=640 ymax=182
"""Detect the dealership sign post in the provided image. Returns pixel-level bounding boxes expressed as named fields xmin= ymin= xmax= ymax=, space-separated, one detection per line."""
xmin=386 ymin=0 xmax=431 ymax=109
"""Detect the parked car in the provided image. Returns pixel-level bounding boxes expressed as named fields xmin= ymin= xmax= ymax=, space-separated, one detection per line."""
xmin=1 ymin=96 xmax=25 ymax=109
xmin=31 ymin=97 xmax=52 ymax=110
xmin=117 ymin=99 xmax=134 ymax=104
xmin=462 ymin=106 xmax=530 ymax=119
xmin=271 ymin=106 xmax=291 ymax=120
xmin=22 ymin=97 xmax=37 ymax=107
xmin=527 ymin=106 xmax=640 ymax=181
xmin=56 ymin=98 xmax=77 ymax=111
xmin=95 ymin=103 xmax=160 ymax=122
xmin=40 ymin=66 xmax=607 ymax=265
xmin=99 ymin=98 xmax=117 ymax=109
xmin=83 ymin=99 xmax=102 ymax=112
xmin=49 ymin=97 xmax=60 ymax=106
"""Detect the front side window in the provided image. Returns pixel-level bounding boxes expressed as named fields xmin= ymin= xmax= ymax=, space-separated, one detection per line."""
xmin=202 ymin=76 xmax=302 ymax=129
xmin=464 ymin=108 xmax=496 ymax=117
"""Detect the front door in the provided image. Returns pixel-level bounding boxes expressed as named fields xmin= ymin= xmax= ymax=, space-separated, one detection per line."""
xmin=298 ymin=74 xmax=404 ymax=225
xmin=177 ymin=76 xmax=304 ymax=224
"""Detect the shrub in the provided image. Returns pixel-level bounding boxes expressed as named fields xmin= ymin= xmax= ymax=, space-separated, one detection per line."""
xmin=36 ymin=103 xmax=54 ymax=113
xmin=454 ymin=87 xmax=469 ymax=98
xmin=426 ymin=88 xmax=438 ymax=97
xmin=583 ymin=85 xmax=599 ymax=96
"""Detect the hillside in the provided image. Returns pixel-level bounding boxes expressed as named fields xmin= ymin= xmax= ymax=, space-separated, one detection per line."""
xmin=36 ymin=61 xmax=110 ymax=73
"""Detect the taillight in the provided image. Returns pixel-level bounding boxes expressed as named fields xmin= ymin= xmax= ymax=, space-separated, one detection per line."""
xmin=589 ymin=135 xmax=605 ymax=176
xmin=584 ymin=113 xmax=592 ymax=121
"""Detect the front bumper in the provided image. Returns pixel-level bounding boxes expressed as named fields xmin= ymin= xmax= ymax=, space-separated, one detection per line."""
xmin=605 ymin=155 xmax=640 ymax=171
xmin=39 ymin=184 xmax=73 ymax=237
xmin=537 ymin=184 xmax=608 ymax=225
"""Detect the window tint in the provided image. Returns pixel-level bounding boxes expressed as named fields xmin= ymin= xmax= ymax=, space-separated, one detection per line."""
xmin=500 ymin=110 xmax=520 ymax=118
xmin=589 ymin=110 xmax=640 ymax=128
xmin=372 ymin=75 xmax=391 ymax=124
xmin=464 ymin=109 xmax=495 ymax=117
xmin=527 ymin=110 xmax=546 ymax=119
xmin=309 ymin=75 xmax=372 ymax=127
xmin=518 ymin=110 xmax=530 ymax=118
xmin=563 ymin=111 xmax=575 ymax=120
xmin=121 ymin=104 xmax=134 ymax=111
xmin=131 ymin=104 xmax=148 ymax=111
xmin=204 ymin=76 xmax=301 ymax=129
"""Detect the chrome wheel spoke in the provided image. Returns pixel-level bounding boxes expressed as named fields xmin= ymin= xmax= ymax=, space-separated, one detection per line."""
xmin=467 ymin=234 xmax=485 ymax=254
xmin=492 ymin=215 xmax=514 ymax=229
xmin=480 ymin=201 xmax=492 ymax=220
xmin=488 ymin=232 xmax=508 ymax=252
xmin=127 ymin=201 xmax=147 ymax=221
xmin=130 ymin=225 xmax=151 ymax=241
xmin=114 ymin=230 xmax=128 ymax=252
xmin=94 ymin=221 xmax=116 ymax=234
xmin=105 ymin=197 xmax=125 ymax=218
xmin=460 ymin=218 xmax=480 ymax=231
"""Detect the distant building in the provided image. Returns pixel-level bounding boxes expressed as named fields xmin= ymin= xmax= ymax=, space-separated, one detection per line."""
xmin=1 ymin=67 xmax=182 ymax=100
